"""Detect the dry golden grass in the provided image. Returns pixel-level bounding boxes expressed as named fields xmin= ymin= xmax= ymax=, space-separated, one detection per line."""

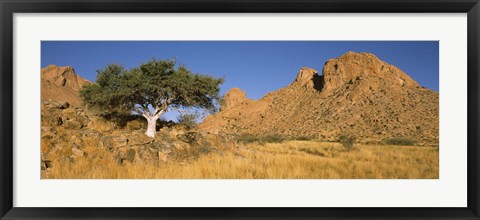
xmin=42 ymin=140 xmax=438 ymax=179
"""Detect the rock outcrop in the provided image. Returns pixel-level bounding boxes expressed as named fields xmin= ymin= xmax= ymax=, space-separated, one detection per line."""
xmin=290 ymin=67 xmax=323 ymax=90
xmin=221 ymin=88 xmax=252 ymax=110
xmin=322 ymin=52 xmax=418 ymax=92
xmin=199 ymin=52 xmax=439 ymax=145
xmin=42 ymin=65 xmax=90 ymax=91
xmin=41 ymin=65 xmax=91 ymax=106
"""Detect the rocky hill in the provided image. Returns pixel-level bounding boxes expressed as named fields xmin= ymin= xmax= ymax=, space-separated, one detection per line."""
xmin=41 ymin=65 xmax=91 ymax=106
xmin=199 ymin=52 xmax=439 ymax=145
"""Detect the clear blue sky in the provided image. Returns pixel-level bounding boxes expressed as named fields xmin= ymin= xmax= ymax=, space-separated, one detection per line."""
xmin=41 ymin=41 xmax=438 ymax=120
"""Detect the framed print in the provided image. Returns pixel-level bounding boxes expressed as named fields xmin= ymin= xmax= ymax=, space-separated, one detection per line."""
xmin=1 ymin=0 xmax=479 ymax=219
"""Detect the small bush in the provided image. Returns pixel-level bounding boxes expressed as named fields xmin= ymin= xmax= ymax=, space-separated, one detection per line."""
xmin=234 ymin=134 xmax=259 ymax=144
xmin=295 ymin=136 xmax=314 ymax=141
xmin=260 ymin=135 xmax=286 ymax=144
xmin=177 ymin=113 xmax=199 ymax=130
xmin=383 ymin=137 xmax=416 ymax=146
xmin=235 ymin=134 xmax=286 ymax=145
xmin=177 ymin=132 xmax=201 ymax=144
xmin=338 ymin=134 xmax=356 ymax=150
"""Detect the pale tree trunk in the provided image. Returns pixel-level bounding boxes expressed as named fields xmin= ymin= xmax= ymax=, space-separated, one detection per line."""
xmin=145 ymin=116 xmax=157 ymax=138
xmin=143 ymin=108 xmax=164 ymax=138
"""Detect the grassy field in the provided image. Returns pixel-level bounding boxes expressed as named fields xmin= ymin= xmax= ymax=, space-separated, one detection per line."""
xmin=42 ymin=140 xmax=438 ymax=179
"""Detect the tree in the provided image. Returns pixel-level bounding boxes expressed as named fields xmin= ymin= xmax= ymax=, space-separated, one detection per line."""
xmin=80 ymin=59 xmax=224 ymax=138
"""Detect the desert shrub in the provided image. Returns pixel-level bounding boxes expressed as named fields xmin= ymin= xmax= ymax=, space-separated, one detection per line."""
xmin=177 ymin=113 xmax=199 ymax=130
xmin=295 ymin=136 xmax=314 ymax=141
xmin=338 ymin=134 xmax=356 ymax=150
xmin=383 ymin=137 xmax=416 ymax=146
xmin=260 ymin=135 xmax=286 ymax=143
xmin=234 ymin=134 xmax=259 ymax=144
xmin=177 ymin=132 xmax=201 ymax=144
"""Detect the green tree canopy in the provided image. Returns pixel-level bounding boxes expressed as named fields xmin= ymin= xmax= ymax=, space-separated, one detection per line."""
xmin=80 ymin=59 xmax=224 ymax=137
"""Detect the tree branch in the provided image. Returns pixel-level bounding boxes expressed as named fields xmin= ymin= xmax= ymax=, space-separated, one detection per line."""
xmin=153 ymin=106 xmax=161 ymax=116
xmin=169 ymin=106 xmax=190 ymax=115
xmin=140 ymin=103 xmax=150 ymax=115
xmin=153 ymin=109 xmax=165 ymax=120
xmin=133 ymin=107 xmax=145 ymax=115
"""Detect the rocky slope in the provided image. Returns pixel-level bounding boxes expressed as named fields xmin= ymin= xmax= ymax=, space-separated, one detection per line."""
xmin=41 ymin=99 xmax=235 ymax=172
xmin=41 ymin=66 xmax=235 ymax=172
xmin=199 ymin=52 xmax=439 ymax=145
xmin=41 ymin=65 xmax=91 ymax=106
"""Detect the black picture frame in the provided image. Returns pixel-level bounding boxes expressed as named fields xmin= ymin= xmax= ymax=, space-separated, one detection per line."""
xmin=1 ymin=0 xmax=479 ymax=219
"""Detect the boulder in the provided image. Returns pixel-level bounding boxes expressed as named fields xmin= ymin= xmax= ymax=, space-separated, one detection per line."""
xmin=58 ymin=102 xmax=70 ymax=109
xmin=158 ymin=152 xmax=169 ymax=162
xmin=41 ymin=126 xmax=56 ymax=138
xmin=86 ymin=116 xmax=115 ymax=131
xmin=63 ymin=120 xmax=83 ymax=130
xmin=125 ymin=119 xmax=146 ymax=131
xmin=137 ymin=146 xmax=158 ymax=162
xmin=125 ymin=132 xmax=154 ymax=146
xmin=69 ymin=135 xmax=84 ymax=148
xmin=100 ymin=135 xmax=128 ymax=150
xmin=149 ymin=140 xmax=174 ymax=151
xmin=71 ymin=148 xmax=85 ymax=158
